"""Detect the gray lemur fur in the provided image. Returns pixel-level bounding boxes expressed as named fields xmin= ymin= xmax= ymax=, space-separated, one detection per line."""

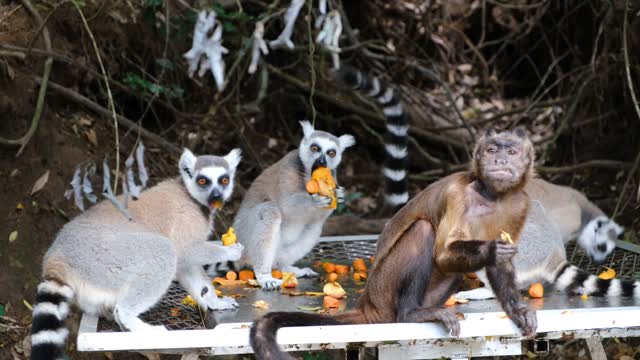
xmin=30 ymin=148 xmax=243 ymax=360
xmin=456 ymin=199 xmax=637 ymax=301
xmin=233 ymin=121 xmax=355 ymax=290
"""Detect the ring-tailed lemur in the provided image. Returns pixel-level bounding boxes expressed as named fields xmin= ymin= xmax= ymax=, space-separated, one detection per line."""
xmin=335 ymin=66 xmax=622 ymax=262
xmin=334 ymin=66 xmax=409 ymax=211
xmin=233 ymin=121 xmax=355 ymax=290
xmin=30 ymin=148 xmax=243 ymax=360
xmin=525 ymin=177 xmax=623 ymax=263
xmin=455 ymin=199 xmax=635 ymax=301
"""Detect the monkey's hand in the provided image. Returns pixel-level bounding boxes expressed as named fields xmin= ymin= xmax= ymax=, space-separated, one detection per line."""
xmin=311 ymin=193 xmax=333 ymax=209
xmin=491 ymin=240 xmax=518 ymax=265
xmin=256 ymin=273 xmax=283 ymax=291
xmin=335 ymin=186 xmax=346 ymax=204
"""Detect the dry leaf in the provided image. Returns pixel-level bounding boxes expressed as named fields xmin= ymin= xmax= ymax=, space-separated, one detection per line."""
xmin=22 ymin=299 xmax=32 ymax=311
xmin=86 ymin=129 xmax=98 ymax=146
xmin=253 ymin=300 xmax=269 ymax=310
xmin=15 ymin=203 xmax=24 ymax=210
xmin=31 ymin=170 xmax=49 ymax=195
xmin=9 ymin=230 xmax=18 ymax=243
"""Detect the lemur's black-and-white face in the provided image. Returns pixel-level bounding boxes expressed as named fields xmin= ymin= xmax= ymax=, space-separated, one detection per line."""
xmin=179 ymin=148 xmax=242 ymax=209
xmin=579 ymin=216 xmax=624 ymax=264
xmin=298 ymin=121 xmax=355 ymax=174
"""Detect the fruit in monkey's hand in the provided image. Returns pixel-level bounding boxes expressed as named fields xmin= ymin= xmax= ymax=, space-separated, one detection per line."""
xmin=306 ymin=167 xmax=337 ymax=209
xmin=222 ymin=227 xmax=237 ymax=246
xmin=500 ymin=230 xmax=514 ymax=244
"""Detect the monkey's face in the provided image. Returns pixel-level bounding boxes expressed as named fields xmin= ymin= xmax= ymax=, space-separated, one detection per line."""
xmin=298 ymin=121 xmax=355 ymax=174
xmin=179 ymin=148 xmax=242 ymax=209
xmin=474 ymin=128 xmax=534 ymax=194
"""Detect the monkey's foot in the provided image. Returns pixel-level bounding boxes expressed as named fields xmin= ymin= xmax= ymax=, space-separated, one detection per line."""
xmin=282 ymin=265 xmax=319 ymax=278
xmin=256 ymin=273 xmax=283 ymax=290
xmin=510 ymin=304 xmax=537 ymax=338
xmin=432 ymin=308 xmax=461 ymax=337
xmin=454 ymin=287 xmax=496 ymax=300
xmin=205 ymin=295 xmax=239 ymax=311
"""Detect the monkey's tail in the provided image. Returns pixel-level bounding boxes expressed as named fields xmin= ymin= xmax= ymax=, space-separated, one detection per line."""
xmin=550 ymin=263 xmax=639 ymax=298
xmin=250 ymin=310 xmax=365 ymax=360
xmin=30 ymin=279 xmax=74 ymax=360
xmin=334 ymin=66 xmax=409 ymax=211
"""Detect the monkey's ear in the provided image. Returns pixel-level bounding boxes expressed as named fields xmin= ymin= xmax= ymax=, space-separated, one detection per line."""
xmin=338 ymin=134 xmax=356 ymax=149
xmin=224 ymin=148 xmax=242 ymax=172
xmin=484 ymin=126 xmax=497 ymax=137
xmin=513 ymin=126 xmax=527 ymax=138
xmin=179 ymin=148 xmax=197 ymax=178
xmin=299 ymin=120 xmax=315 ymax=139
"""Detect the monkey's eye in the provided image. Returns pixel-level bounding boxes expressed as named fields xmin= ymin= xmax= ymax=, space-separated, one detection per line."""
xmin=219 ymin=175 xmax=230 ymax=186
xmin=327 ymin=150 xmax=336 ymax=158
xmin=486 ymin=147 xmax=498 ymax=154
xmin=196 ymin=176 xmax=210 ymax=187
xmin=507 ymin=149 xmax=519 ymax=156
xmin=310 ymin=144 xmax=320 ymax=152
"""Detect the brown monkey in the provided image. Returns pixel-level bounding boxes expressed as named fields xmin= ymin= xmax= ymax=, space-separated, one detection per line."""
xmin=250 ymin=128 xmax=537 ymax=359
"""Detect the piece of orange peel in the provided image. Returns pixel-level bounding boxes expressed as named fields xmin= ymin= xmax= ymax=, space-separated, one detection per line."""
xmin=598 ymin=267 xmax=616 ymax=280
xmin=306 ymin=167 xmax=337 ymax=209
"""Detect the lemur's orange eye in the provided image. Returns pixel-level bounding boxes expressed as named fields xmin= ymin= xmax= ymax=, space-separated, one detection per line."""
xmin=221 ymin=177 xmax=229 ymax=185
xmin=327 ymin=150 xmax=336 ymax=157
xmin=310 ymin=145 xmax=319 ymax=152
xmin=197 ymin=178 xmax=208 ymax=186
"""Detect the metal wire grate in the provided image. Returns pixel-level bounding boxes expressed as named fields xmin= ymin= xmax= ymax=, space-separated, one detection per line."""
xmin=565 ymin=242 xmax=640 ymax=280
xmin=97 ymin=239 xmax=640 ymax=332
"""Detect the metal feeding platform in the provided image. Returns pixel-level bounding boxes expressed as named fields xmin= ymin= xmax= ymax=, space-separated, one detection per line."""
xmin=77 ymin=235 xmax=640 ymax=359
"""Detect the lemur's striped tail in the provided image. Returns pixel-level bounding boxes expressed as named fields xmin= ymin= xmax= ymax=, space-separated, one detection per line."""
xmin=550 ymin=263 xmax=640 ymax=298
xmin=335 ymin=66 xmax=409 ymax=208
xmin=30 ymin=280 xmax=74 ymax=360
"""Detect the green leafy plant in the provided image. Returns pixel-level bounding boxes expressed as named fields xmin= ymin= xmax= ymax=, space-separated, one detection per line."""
xmin=122 ymin=72 xmax=184 ymax=99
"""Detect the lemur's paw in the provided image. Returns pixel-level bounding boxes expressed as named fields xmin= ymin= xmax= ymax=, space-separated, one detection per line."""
xmin=454 ymin=287 xmax=496 ymax=300
xmin=222 ymin=243 xmax=244 ymax=262
xmin=311 ymin=193 xmax=332 ymax=208
xmin=256 ymin=273 xmax=283 ymax=291
xmin=335 ymin=186 xmax=346 ymax=203
xmin=206 ymin=296 xmax=239 ymax=311
xmin=284 ymin=266 xmax=319 ymax=278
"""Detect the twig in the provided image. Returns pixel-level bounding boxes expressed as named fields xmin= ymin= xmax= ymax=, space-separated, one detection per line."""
xmin=37 ymin=78 xmax=180 ymax=153
xmin=267 ymin=64 xmax=467 ymax=150
xmin=411 ymin=160 xmax=635 ymax=181
xmin=0 ymin=49 xmax=26 ymax=59
xmin=0 ymin=0 xmax=52 ymax=157
xmin=612 ymin=149 xmax=640 ymax=220
xmin=0 ymin=4 xmax=22 ymax=26
xmin=68 ymin=0 xmax=122 ymax=192
xmin=306 ymin=0 xmax=317 ymax=125
xmin=622 ymin=0 xmax=640 ymax=124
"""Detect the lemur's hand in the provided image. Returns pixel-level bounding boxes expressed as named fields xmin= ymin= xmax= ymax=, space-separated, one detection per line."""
xmin=210 ymin=241 xmax=244 ymax=262
xmin=311 ymin=193 xmax=332 ymax=208
xmin=335 ymin=186 xmax=346 ymax=204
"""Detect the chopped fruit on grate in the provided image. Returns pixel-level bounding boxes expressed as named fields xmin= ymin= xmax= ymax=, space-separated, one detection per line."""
xmin=253 ymin=300 xmax=269 ymax=310
xmin=528 ymin=283 xmax=544 ymax=298
xmin=239 ymin=270 xmax=255 ymax=281
xmin=323 ymin=281 xmax=347 ymax=299
xmin=282 ymin=272 xmax=299 ymax=288
xmin=597 ymin=267 xmax=616 ymax=280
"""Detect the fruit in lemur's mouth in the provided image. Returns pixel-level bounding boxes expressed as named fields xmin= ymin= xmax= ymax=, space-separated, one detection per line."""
xmin=306 ymin=167 xmax=337 ymax=209
xmin=211 ymin=200 xmax=223 ymax=209
xmin=222 ymin=227 xmax=237 ymax=246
